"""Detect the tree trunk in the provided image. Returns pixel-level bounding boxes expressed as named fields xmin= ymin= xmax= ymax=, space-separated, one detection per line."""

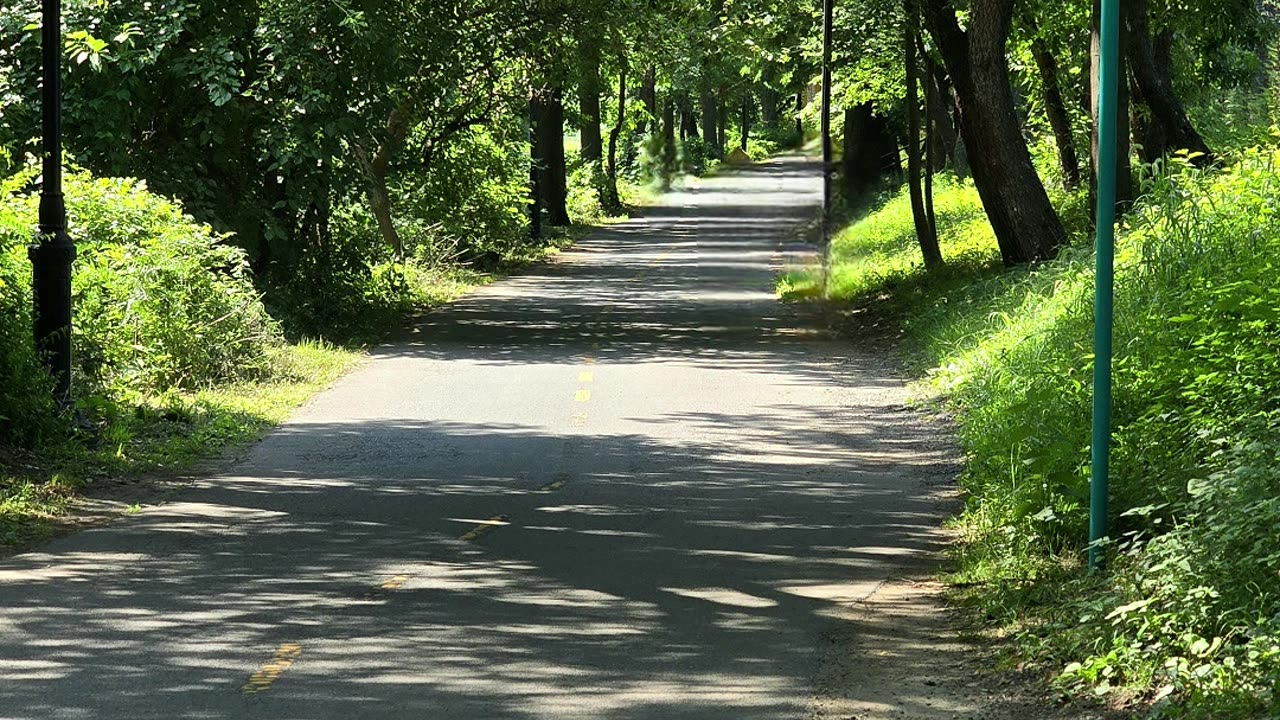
xmin=842 ymin=103 xmax=902 ymax=197
xmin=929 ymin=63 xmax=968 ymax=178
xmin=366 ymin=172 xmax=401 ymax=259
xmin=842 ymin=107 xmax=857 ymax=197
xmin=717 ymin=89 xmax=728 ymax=150
xmin=529 ymin=93 xmax=543 ymax=240
xmin=577 ymin=39 xmax=603 ymax=167
xmin=353 ymin=101 xmax=413 ymax=258
xmin=533 ymin=85 xmax=570 ymax=226
xmin=923 ymin=0 xmax=1066 ymax=265
xmin=923 ymin=53 xmax=938 ymax=234
xmin=549 ymin=89 xmax=570 ymax=226
xmin=701 ymin=85 xmax=720 ymax=153
xmin=662 ymin=97 xmax=677 ymax=188
xmin=1027 ymin=19 xmax=1081 ymax=189
xmin=795 ymin=91 xmax=804 ymax=136
xmin=680 ymin=95 xmax=700 ymax=139
xmin=639 ymin=66 xmax=657 ymax=135
xmin=761 ymin=87 xmax=779 ymax=126
xmin=605 ymin=56 xmax=628 ymax=212
xmin=1122 ymin=0 xmax=1213 ymax=163
xmin=739 ymin=98 xmax=750 ymax=151
xmin=906 ymin=1 xmax=942 ymax=269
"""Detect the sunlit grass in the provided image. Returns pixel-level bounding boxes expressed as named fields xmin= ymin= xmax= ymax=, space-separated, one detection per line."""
xmin=792 ymin=146 xmax=1280 ymax=717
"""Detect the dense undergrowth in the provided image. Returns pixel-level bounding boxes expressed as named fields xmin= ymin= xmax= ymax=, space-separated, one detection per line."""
xmin=786 ymin=142 xmax=1280 ymax=717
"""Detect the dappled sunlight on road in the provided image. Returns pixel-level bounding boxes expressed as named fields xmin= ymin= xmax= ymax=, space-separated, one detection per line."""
xmin=0 ymin=158 xmax=978 ymax=719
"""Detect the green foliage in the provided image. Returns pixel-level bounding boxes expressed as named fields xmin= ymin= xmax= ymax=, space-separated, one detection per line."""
xmin=1 ymin=170 xmax=283 ymax=402
xmin=70 ymin=175 xmax=281 ymax=391
xmin=803 ymin=140 xmax=1280 ymax=715
xmin=407 ymin=127 xmax=531 ymax=261
xmin=679 ymin=136 xmax=721 ymax=176
xmin=722 ymin=133 xmax=775 ymax=163
xmin=0 ymin=175 xmax=56 ymax=444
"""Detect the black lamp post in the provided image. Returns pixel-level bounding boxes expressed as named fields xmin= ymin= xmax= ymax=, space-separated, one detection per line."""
xmin=29 ymin=0 xmax=76 ymax=405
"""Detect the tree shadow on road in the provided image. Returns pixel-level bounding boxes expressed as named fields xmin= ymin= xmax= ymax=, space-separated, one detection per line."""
xmin=0 ymin=158 xmax=1056 ymax=719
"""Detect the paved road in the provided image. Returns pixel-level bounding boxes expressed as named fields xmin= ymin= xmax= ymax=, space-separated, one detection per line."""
xmin=0 ymin=157 xmax=962 ymax=719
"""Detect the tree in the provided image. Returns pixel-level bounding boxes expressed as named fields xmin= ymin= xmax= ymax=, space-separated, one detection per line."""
xmin=604 ymin=50 xmax=629 ymax=211
xmin=842 ymin=104 xmax=901 ymax=197
xmin=1122 ymin=0 xmax=1213 ymax=163
xmin=1023 ymin=14 xmax=1082 ymax=189
xmin=532 ymin=83 xmax=571 ymax=227
xmin=577 ymin=34 xmax=605 ymax=167
xmin=906 ymin=1 xmax=942 ymax=268
xmin=923 ymin=0 xmax=1067 ymax=265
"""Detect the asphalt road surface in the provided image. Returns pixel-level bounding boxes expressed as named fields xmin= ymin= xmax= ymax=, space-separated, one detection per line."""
xmin=0 ymin=157 xmax=969 ymax=719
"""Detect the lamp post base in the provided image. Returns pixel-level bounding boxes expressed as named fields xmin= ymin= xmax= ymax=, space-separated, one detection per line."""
xmin=29 ymin=231 xmax=76 ymax=405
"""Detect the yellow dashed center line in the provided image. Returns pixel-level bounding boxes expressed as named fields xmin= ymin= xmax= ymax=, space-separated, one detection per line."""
xmin=243 ymin=277 xmax=605 ymax=699
xmin=459 ymin=514 xmax=510 ymax=542
xmin=633 ymin=250 xmax=677 ymax=280
xmin=380 ymin=575 xmax=410 ymax=591
xmin=243 ymin=643 xmax=302 ymax=695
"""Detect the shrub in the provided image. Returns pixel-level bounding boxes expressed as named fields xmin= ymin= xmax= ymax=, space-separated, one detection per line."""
xmin=65 ymin=174 xmax=282 ymax=392
xmin=401 ymin=126 xmax=530 ymax=263
xmin=567 ymin=161 xmax=608 ymax=225
xmin=680 ymin=136 xmax=720 ymax=176
xmin=0 ymin=174 xmax=56 ymax=445
xmin=0 ymin=167 xmax=285 ymax=445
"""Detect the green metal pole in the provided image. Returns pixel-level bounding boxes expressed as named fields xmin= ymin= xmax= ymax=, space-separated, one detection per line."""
xmin=1089 ymin=0 xmax=1121 ymax=572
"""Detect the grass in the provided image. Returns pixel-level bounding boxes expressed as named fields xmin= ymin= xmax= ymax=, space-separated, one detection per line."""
xmin=784 ymin=146 xmax=1280 ymax=718
xmin=0 ymin=340 xmax=360 ymax=553
xmin=778 ymin=175 xmax=1075 ymax=371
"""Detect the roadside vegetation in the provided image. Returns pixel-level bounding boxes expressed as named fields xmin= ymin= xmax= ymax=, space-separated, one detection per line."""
xmin=778 ymin=0 xmax=1280 ymax=710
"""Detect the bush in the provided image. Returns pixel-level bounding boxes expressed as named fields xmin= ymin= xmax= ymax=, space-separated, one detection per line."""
xmin=567 ymin=161 xmax=608 ymax=225
xmin=0 ymin=174 xmax=56 ymax=445
xmin=0 ymin=167 xmax=285 ymax=445
xmin=680 ymin=136 xmax=721 ymax=176
xmin=271 ymin=200 xmax=394 ymax=339
xmin=401 ymin=126 xmax=530 ymax=263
